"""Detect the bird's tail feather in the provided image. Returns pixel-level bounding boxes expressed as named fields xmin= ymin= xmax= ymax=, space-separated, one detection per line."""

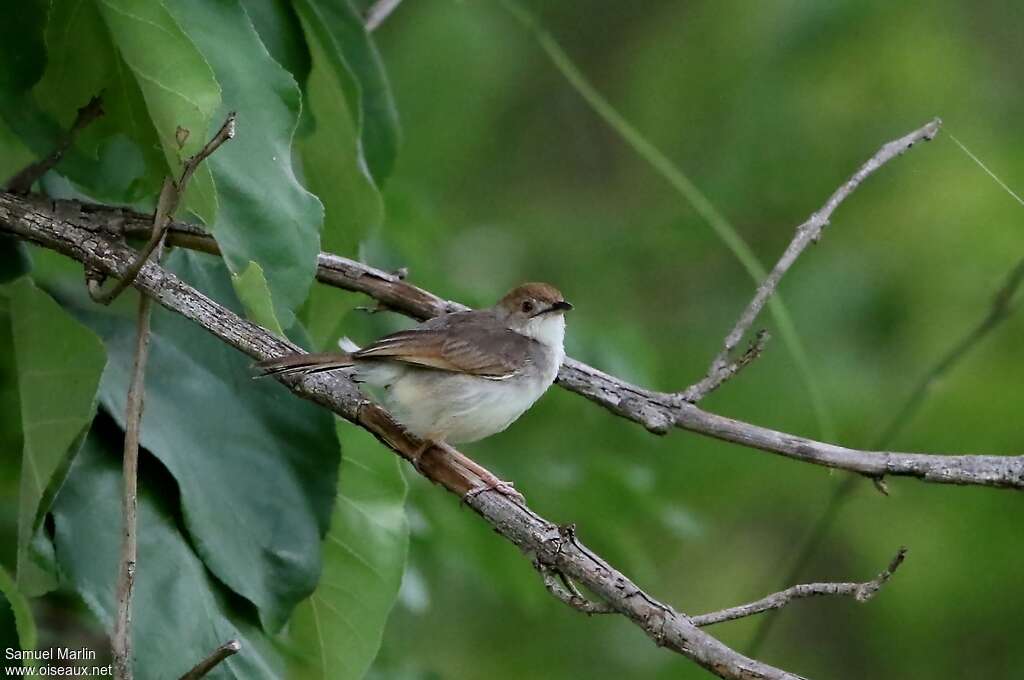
xmin=252 ymin=352 xmax=354 ymax=378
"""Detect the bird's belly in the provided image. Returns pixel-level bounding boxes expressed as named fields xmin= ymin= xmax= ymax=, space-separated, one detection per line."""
xmin=383 ymin=370 xmax=549 ymax=444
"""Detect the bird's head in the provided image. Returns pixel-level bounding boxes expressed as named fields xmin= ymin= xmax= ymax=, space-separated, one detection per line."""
xmin=495 ymin=282 xmax=572 ymax=347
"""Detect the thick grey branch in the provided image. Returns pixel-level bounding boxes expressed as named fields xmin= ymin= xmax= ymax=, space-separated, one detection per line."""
xmin=0 ymin=195 xmax=802 ymax=680
xmin=692 ymin=548 xmax=907 ymax=627
xmin=9 ymin=193 xmax=1024 ymax=490
xmin=681 ymin=118 xmax=943 ymax=402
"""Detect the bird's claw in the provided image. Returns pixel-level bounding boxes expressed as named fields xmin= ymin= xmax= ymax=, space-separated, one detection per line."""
xmin=463 ymin=479 xmax=525 ymax=505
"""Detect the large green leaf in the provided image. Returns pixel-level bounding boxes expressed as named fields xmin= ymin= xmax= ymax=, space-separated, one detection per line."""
xmin=0 ymin=564 xmax=37 ymax=659
xmin=241 ymin=0 xmax=312 ymax=88
xmin=31 ymin=0 xmax=166 ymax=202
xmin=296 ymin=13 xmax=385 ymax=349
xmin=295 ymin=0 xmax=400 ymax=186
xmin=62 ymin=250 xmax=339 ymax=632
xmin=53 ymin=425 xmax=284 ymax=679
xmin=289 ymin=423 xmax=408 ymax=680
xmin=161 ymin=0 xmax=324 ymax=330
xmin=6 ymin=278 xmax=106 ymax=596
xmin=96 ymin=0 xmax=221 ymax=222
xmin=0 ymin=0 xmax=46 ymax=95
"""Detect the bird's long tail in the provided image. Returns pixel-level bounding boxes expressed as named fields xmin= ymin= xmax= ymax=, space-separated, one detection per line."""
xmin=252 ymin=352 xmax=355 ymax=378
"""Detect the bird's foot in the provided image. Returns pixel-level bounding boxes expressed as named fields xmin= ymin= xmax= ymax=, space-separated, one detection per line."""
xmin=463 ymin=478 xmax=525 ymax=505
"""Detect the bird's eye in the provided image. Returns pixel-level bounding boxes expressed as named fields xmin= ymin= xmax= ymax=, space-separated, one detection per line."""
xmin=521 ymin=300 xmax=535 ymax=314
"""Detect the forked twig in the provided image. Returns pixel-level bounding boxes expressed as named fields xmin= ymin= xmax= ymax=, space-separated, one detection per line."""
xmin=681 ymin=119 xmax=943 ymax=402
xmin=693 ymin=548 xmax=906 ymax=627
xmin=89 ymin=113 xmax=236 ymax=305
xmin=177 ymin=640 xmax=241 ymax=680
xmin=108 ymin=114 xmax=236 ymax=680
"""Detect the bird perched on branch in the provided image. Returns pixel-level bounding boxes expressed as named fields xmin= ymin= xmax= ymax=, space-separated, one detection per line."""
xmin=255 ymin=282 xmax=572 ymax=498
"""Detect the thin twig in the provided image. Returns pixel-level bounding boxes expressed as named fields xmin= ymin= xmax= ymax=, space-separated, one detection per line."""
xmin=177 ymin=640 xmax=241 ymax=680
xmin=17 ymin=195 xmax=1024 ymax=490
xmin=89 ymin=113 xmax=236 ymax=305
xmin=365 ymin=0 xmax=403 ymax=31
xmin=535 ymin=561 xmax=615 ymax=615
xmin=107 ymin=116 xmax=235 ymax=680
xmin=5 ymin=96 xmax=105 ymax=194
xmin=692 ymin=548 xmax=906 ymax=627
xmin=747 ymin=256 xmax=1024 ymax=655
xmin=681 ymin=118 xmax=943 ymax=402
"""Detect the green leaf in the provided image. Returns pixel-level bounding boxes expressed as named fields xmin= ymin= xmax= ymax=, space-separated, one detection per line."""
xmin=0 ymin=564 xmax=37 ymax=657
xmin=296 ymin=13 xmax=385 ymax=349
xmin=0 ymin=0 xmax=46 ymax=95
xmin=162 ymin=0 xmax=324 ymax=330
xmin=0 ymin=236 xmax=31 ymax=284
xmin=96 ymin=0 xmax=221 ymax=222
xmin=6 ymin=278 xmax=106 ymax=596
xmin=53 ymin=425 xmax=285 ymax=679
xmin=233 ymin=261 xmax=286 ymax=337
xmin=62 ymin=250 xmax=339 ymax=632
xmin=289 ymin=422 xmax=408 ymax=680
xmin=295 ymin=0 xmax=400 ymax=186
xmin=241 ymin=0 xmax=313 ymax=87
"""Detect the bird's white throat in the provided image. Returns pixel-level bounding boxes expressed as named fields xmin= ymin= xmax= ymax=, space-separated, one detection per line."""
xmin=521 ymin=313 xmax=565 ymax=357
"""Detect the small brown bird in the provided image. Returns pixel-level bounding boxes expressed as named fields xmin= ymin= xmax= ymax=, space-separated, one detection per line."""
xmin=255 ymin=283 xmax=571 ymax=497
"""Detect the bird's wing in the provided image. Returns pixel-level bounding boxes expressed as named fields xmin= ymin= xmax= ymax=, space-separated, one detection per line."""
xmin=353 ymin=320 xmax=531 ymax=379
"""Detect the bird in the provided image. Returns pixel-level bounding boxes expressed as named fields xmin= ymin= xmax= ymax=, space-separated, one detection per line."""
xmin=254 ymin=282 xmax=572 ymax=498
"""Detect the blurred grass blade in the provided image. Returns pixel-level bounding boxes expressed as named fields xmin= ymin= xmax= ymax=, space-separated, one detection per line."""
xmin=6 ymin=278 xmax=106 ymax=596
xmin=499 ymin=1 xmax=834 ymax=439
xmin=289 ymin=423 xmax=409 ymax=680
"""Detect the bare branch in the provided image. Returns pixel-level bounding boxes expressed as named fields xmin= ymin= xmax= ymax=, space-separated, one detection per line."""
xmin=5 ymin=96 xmax=105 ymax=194
xmin=177 ymin=640 xmax=241 ymax=680
xmin=14 ymin=194 xmax=1024 ymax=491
xmin=365 ymin=0 xmax=404 ymax=31
xmin=681 ymin=119 xmax=942 ymax=402
xmin=749 ymin=255 xmax=1024 ymax=655
xmin=0 ymin=194 xmax=809 ymax=680
xmin=692 ymin=548 xmax=907 ymax=627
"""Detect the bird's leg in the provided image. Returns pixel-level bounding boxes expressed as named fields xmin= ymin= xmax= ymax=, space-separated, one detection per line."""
xmin=449 ymin=445 xmax=525 ymax=504
xmin=408 ymin=438 xmax=435 ymax=474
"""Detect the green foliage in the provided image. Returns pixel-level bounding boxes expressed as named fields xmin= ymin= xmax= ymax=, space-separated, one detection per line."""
xmin=95 ymin=0 xmax=220 ymax=219
xmin=163 ymin=0 xmax=324 ymax=329
xmin=2 ymin=2 xmax=1024 ymax=680
xmin=5 ymin=278 xmax=106 ymax=596
xmin=53 ymin=427 xmax=285 ymax=678
xmin=295 ymin=0 xmax=400 ymax=186
xmin=289 ymin=424 xmax=409 ymax=680
xmin=0 ymin=564 xmax=37 ymax=657
xmin=233 ymin=261 xmax=287 ymax=338
xmin=62 ymin=251 xmax=339 ymax=633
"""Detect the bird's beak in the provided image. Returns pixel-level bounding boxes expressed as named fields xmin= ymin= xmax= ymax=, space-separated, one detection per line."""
xmin=550 ymin=300 xmax=573 ymax=312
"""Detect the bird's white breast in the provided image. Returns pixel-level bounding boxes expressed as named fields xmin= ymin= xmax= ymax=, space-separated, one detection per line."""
xmin=363 ymin=315 xmax=566 ymax=444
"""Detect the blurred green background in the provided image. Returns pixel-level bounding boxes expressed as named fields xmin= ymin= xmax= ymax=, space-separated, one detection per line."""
xmin=2 ymin=1 xmax=1023 ymax=678
xmin=352 ymin=1 xmax=1023 ymax=678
